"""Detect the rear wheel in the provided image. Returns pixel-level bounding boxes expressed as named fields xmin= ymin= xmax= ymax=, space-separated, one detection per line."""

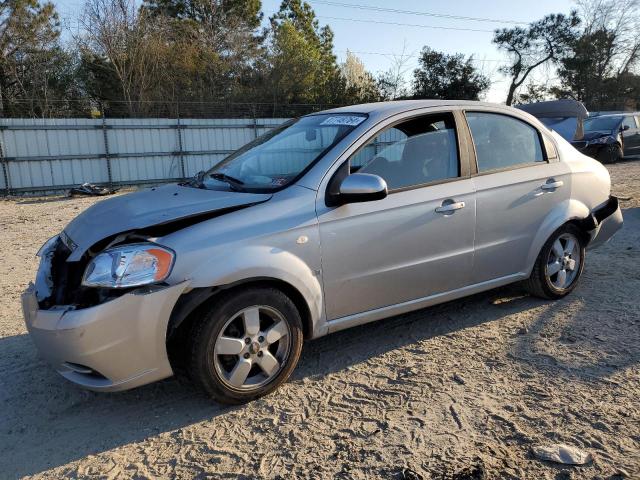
xmin=189 ymin=287 xmax=303 ymax=404
xmin=524 ymin=224 xmax=585 ymax=300
xmin=597 ymin=144 xmax=622 ymax=164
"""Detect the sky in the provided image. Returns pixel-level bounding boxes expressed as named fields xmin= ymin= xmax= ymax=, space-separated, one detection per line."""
xmin=52 ymin=0 xmax=577 ymax=103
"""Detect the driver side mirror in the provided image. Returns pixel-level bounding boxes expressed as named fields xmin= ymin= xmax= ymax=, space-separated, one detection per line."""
xmin=336 ymin=173 xmax=388 ymax=205
xmin=622 ymin=124 xmax=630 ymax=131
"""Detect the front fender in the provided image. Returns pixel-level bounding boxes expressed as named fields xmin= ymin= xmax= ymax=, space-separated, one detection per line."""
xmin=188 ymin=246 xmax=325 ymax=337
xmin=525 ymin=198 xmax=591 ymax=275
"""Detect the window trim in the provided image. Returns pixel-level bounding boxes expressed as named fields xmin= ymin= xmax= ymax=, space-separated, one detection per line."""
xmin=330 ymin=110 xmax=468 ymax=198
xmin=463 ymin=110 xmax=551 ymax=176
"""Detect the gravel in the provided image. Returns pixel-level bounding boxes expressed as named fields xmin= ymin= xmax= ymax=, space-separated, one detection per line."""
xmin=0 ymin=162 xmax=638 ymax=479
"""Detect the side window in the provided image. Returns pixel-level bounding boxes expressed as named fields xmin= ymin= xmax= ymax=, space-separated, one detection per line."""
xmin=350 ymin=113 xmax=459 ymax=190
xmin=466 ymin=112 xmax=545 ymax=172
xmin=622 ymin=116 xmax=637 ymax=129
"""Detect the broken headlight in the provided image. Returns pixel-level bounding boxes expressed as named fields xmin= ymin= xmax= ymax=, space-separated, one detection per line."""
xmin=82 ymin=243 xmax=175 ymax=288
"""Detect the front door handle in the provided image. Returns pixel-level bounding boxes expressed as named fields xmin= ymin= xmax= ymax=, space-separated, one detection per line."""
xmin=435 ymin=200 xmax=465 ymax=213
xmin=541 ymin=180 xmax=564 ymax=191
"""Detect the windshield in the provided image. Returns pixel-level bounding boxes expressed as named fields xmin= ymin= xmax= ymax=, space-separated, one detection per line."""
xmin=584 ymin=116 xmax=623 ymax=132
xmin=204 ymin=113 xmax=367 ymax=191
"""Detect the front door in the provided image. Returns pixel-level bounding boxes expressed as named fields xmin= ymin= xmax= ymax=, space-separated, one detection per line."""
xmin=316 ymin=112 xmax=476 ymax=320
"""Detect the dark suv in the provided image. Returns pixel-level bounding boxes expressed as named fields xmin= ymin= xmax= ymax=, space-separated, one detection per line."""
xmin=572 ymin=113 xmax=640 ymax=163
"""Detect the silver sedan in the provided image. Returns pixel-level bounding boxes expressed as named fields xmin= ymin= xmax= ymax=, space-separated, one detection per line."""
xmin=23 ymin=100 xmax=623 ymax=403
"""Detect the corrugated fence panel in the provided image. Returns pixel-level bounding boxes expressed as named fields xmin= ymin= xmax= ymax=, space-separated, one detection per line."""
xmin=0 ymin=117 xmax=289 ymax=194
xmin=1 ymin=118 xmax=108 ymax=190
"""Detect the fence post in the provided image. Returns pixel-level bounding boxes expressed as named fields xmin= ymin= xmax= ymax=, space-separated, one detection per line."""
xmin=176 ymin=101 xmax=186 ymax=179
xmin=101 ymin=105 xmax=113 ymax=188
xmin=0 ymin=131 xmax=10 ymax=196
xmin=252 ymin=105 xmax=258 ymax=139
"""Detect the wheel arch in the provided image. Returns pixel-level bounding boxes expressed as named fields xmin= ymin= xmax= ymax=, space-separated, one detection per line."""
xmin=167 ymin=277 xmax=315 ymax=344
xmin=525 ymin=198 xmax=593 ymax=276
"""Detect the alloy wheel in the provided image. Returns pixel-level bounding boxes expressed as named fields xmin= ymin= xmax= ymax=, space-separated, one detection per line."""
xmin=546 ymin=232 xmax=581 ymax=290
xmin=212 ymin=305 xmax=291 ymax=391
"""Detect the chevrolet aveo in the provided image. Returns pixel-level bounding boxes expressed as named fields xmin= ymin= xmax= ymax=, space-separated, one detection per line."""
xmin=23 ymin=100 xmax=623 ymax=404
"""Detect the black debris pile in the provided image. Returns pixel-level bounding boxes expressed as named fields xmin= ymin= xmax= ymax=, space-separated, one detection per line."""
xmin=69 ymin=183 xmax=118 ymax=197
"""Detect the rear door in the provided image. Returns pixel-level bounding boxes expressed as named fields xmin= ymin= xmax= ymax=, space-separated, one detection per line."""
xmin=464 ymin=111 xmax=571 ymax=284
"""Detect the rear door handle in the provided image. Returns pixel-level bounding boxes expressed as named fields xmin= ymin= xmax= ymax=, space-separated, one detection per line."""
xmin=435 ymin=201 xmax=465 ymax=213
xmin=541 ymin=180 xmax=564 ymax=190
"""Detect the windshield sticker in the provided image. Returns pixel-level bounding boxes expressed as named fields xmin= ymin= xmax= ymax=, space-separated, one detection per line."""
xmin=319 ymin=115 xmax=366 ymax=127
xmin=271 ymin=177 xmax=288 ymax=186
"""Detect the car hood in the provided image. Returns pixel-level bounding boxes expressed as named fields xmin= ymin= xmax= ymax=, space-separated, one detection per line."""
xmin=63 ymin=184 xmax=272 ymax=261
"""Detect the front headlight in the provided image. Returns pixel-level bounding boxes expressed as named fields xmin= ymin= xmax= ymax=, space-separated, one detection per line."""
xmin=588 ymin=136 xmax=614 ymax=145
xmin=82 ymin=243 xmax=175 ymax=288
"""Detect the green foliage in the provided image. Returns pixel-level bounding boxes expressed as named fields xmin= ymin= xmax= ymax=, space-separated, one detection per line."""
xmin=143 ymin=0 xmax=262 ymax=28
xmin=411 ymin=47 xmax=490 ymax=100
xmin=0 ymin=0 xmax=85 ymax=116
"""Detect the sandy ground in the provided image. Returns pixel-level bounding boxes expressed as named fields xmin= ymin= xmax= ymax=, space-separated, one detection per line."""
xmin=0 ymin=163 xmax=638 ymax=480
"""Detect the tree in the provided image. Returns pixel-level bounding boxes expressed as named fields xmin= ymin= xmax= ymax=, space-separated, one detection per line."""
xmin=552 ymin=0 xmax=640 ymax=110
xmin=513 ymin=83 xmax=553 ymax=105
xmin=143 ymin=0 xmax=262 ymax=28
xmin=340 ymin=50 xmax=380 ymax=103
xmin=494 ymin=12 xmax=580 ymax=105
xmin=0 ymin=0 xmax=80 ymax=116
xmin=377 ymin=42 xmax=413 ymax=100
xmin=79 ymin=0 xmax=165 ymax=114
xmin=264 ymin=0 xmax=345 ymax=107
xmin=411 ymin=47 xmax=490 ymax=100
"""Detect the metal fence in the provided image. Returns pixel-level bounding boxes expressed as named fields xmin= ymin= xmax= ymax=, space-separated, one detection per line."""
xmin=0 ymin=117 xmax=290 ymax=195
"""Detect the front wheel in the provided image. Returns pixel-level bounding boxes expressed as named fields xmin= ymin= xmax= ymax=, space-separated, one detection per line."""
xmin=524 ymin=224 xmax=586 ymax=300
xmin=597 ymin=144 xmax=622 ymax=164
xmin=189 ymin=287 xmax=304 ymax=404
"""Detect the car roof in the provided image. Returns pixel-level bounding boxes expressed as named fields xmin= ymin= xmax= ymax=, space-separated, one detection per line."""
xmin=313 ymin=99 xmax=509 ymax=118
xmin=590 ymin=113 xmax=639 ymax=118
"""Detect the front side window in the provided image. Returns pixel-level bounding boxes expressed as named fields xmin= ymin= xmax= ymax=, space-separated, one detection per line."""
xmin=622 ymin=116 xmax=637 ymax=129
xmin=205 ymin=114 xmax=366 ymax=191
xmin=349 ymin=113 xmax=459 ymax=190
xmin=466 ymin=112 xmax=544 ymax=172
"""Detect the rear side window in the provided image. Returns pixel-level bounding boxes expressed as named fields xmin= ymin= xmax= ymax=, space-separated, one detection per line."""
xmin=466 ymin=112 xmax=545 ymax=172
xmin=350 ymin=113 xmax=459 ymax=190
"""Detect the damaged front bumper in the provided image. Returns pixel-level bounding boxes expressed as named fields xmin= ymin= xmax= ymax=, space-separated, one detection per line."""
xmin=22 ymin=281 xmax=190 ymax=391
xmin=586 ymin=196 xmax=623 ymax=249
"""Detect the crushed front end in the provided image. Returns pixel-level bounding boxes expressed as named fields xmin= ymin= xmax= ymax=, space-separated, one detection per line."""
xmin=22 ymin=234 xmax=189 ymax=391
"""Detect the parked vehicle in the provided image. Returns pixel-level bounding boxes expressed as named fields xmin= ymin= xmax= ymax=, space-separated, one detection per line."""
xmin=517 ymin=99 xmax=589 ymax=143
xmin=23 ymin=100 xmax=623 ymax=404
xmin=573 ymin=113 xmax=640 ymax=163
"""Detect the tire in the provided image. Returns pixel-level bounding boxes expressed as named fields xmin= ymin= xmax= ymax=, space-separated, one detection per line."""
xmin=189 ymin=287 xmax=304 ymax=404
xmin=597 ymin=144 xmax=622 ymax=164
xmin=524 ymin=224 xmax=586 ymax=300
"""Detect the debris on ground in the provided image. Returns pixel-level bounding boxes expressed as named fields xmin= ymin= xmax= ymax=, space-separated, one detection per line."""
xmin=69 ymin=183 xmax=118 ymax=197
xmin=452 ymin=373 xmax=466 ymax=385
xmin=449 ymin=404 xmax=463 ymax=429
xmin=531 ymin=444 xmax=593 ymax=465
